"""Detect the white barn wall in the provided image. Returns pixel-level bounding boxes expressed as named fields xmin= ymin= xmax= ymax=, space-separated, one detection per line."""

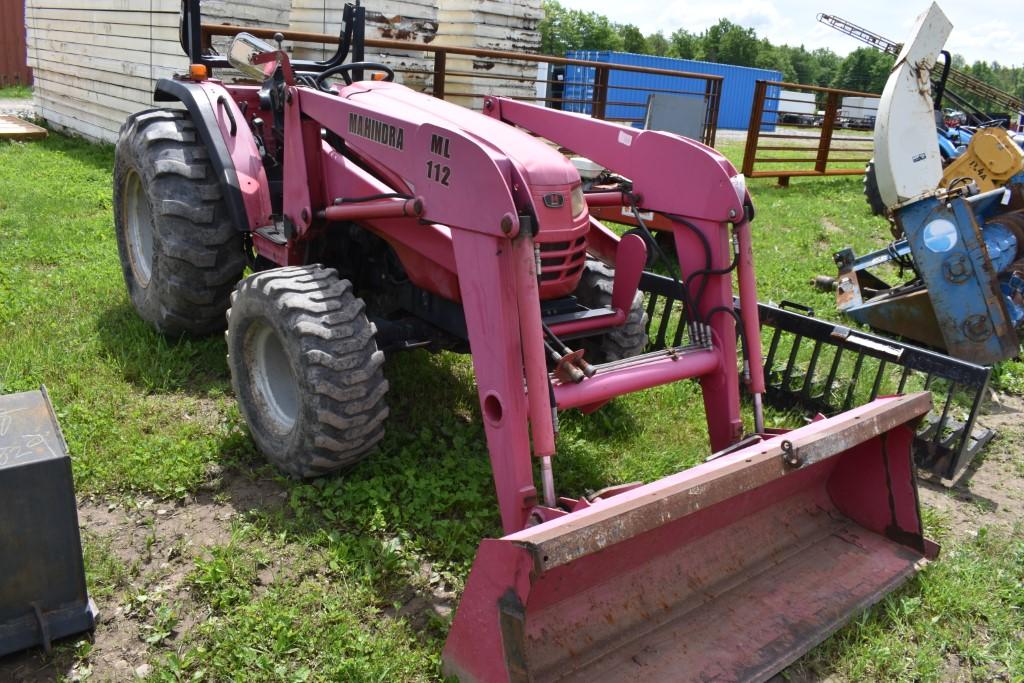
xmin=26 ymin=0 xmax=541 ymax=142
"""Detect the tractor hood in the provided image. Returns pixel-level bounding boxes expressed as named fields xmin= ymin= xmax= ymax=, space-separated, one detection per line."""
xmin=338 ymin=81 xmax=582 ymax=190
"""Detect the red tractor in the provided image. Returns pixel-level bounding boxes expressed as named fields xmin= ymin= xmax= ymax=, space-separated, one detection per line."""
xmin=113 ymin=3 xmax=937 ymax=680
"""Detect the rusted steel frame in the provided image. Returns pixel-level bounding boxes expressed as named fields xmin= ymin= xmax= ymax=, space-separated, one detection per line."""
xmin=754 ymin=156 xmax=872 ymax=164
xmin=510 ymin=392 xmax=932 ymax=570
xmin=816 ymin=91 xmax=841 ymax=173
xmin=431 ymin=50 xmax=446 ymax=98
xmin=705 ymin=78 xmax=721 ymax=146
xmin=760 ymin=79 xmax=879 ymax=98
xmin=589 ymin=66 xmax=610 ymax=120
xmin=200 ymin=23 xmax=724 ymax=82
xmin=742 ymin=80 xmax=768 ymax=176
xmin=748 ymin=169 xmax=864 ymax=178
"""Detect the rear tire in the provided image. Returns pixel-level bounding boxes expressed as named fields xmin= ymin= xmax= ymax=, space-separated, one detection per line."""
xmin=226 ymin=265 xmax=389 ymax=478
xmin=113 ymin=108 xmax=245 ymax=336
xmin=863 ymin=159 xmax=887 ymax=218
xmin=574 ymin=260 xmax=649 ymax=362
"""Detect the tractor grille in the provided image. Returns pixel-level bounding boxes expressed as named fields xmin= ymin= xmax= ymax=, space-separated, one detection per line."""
xmin=538 ymin=236 xmax=587 ymax=284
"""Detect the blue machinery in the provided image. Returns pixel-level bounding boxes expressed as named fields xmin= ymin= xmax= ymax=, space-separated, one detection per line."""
xmin=834 ymin=184 xmax=1024 ymax=364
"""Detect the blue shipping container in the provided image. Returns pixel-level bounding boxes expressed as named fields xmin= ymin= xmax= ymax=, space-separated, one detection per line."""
xmin=563 ymin=51 xmax=782 ymax=132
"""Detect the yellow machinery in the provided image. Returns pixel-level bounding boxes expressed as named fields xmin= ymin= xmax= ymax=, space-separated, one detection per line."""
xmin=940 ymin=126 xmax=1024 ymax=193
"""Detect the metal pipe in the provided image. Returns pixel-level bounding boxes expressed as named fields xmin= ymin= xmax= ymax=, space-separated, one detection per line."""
xmin=513 ymin=233 xmax=557 ymax=458
xmin=735 ymin=220 xmax=765 ymax=395
xmin=753 ymin=393 xmax=765 ymax=434
xmin=583 ymin=191 xmax=631 ymax=207
xmin=553 ymin=349 xmax=720 ymax=410
xmin=320 ymin=197 xmax=423 ymax=222
xmin=540 ymin=456 xmax=556 ymax=508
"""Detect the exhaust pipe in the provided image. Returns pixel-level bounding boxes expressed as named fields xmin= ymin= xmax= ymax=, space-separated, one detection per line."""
xmin=443 ymin=393 xmax=936 ymax=682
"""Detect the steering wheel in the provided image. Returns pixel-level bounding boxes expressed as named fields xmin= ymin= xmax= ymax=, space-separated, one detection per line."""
xmin=315 ymin=62 xmax=395 ymax=87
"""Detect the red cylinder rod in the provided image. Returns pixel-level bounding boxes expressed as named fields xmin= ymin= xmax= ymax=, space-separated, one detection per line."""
xmin=546 ymin=309 xmax=624 ymax=337
xmin=735 ymin=220 xmax=765 ymax=394
xmin=582 ymin=191 xmax=630 ymax=207
xmin=553 ymin=349 xmax=720 ymax=411
xmin=321 ymin=196 xmax=424 ymax=222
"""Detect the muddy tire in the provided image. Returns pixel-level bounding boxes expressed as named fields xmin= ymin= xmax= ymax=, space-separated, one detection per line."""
xmin=574 ymin=260 xmax=649 ymax=362
xmin=863 ymin=159 xmax=887 ymax=218
xmin=113 ymin=108 xmax=245 ymax=336
xmin=226 ymin=265 xmax=389 ymax=477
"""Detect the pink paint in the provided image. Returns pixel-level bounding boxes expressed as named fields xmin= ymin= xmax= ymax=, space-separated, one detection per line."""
xmin=195 ymin=82 xmax=273 ymax=229
xmin=553 ymin=349 xmax=720 ymax=411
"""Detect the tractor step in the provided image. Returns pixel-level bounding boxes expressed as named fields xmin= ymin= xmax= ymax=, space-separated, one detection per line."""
xmin=638 ymin=272 xmax=994 ymax=484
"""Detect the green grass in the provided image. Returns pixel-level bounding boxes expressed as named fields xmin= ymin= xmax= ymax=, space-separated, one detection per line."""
xmin=0 ymin=84 xmax=32 ymax=99
xmin=1 ymin=131 xmax=1022 ymax=681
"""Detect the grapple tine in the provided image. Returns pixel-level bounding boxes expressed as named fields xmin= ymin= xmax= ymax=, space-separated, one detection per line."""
xmin=800 ymin=339 xmax=824 ymax=401
xmin=763 ymin=324 xmax=783 ymax=376
xmin=781 ymin=335 xmax=803 ymax=391
xmin=897 ymin=365 xmax=912 ymax=394
xmin=821 ymin=346 xmax=844 ymax=402
xmin=842 ymin=351 xmax=866 ymax=411
xmin=869 ymin=359 xmax=887 ymax=400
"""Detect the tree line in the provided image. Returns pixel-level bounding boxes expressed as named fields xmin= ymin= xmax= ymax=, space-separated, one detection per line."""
xmin=539 ymin=0 xmax=1024 ymax=104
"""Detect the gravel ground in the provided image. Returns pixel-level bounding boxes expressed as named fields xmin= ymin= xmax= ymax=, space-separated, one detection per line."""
xmin=0 ymin=99 xmax=36 ymax=118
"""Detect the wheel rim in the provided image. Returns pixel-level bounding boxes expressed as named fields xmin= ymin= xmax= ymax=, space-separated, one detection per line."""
xmin=123 ymin=170 xmax=155 ymax=286
xmin=247 ymin=320 xmax=299 ymax=434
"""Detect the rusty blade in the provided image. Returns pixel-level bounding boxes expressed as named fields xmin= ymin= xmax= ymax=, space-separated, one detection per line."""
xmin=509 ymin=392 xmax=931 ymax=571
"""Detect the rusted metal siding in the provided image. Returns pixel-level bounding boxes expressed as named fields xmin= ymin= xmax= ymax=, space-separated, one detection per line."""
xmin=0 ymin=0 xmax=32 ymax=87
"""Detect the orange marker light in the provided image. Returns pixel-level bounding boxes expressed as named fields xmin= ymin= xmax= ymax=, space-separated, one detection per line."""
xmin=372 ymin=72 xmax=387 ymax=81
xmin=189 ymin=64 xmax=208 ymax=81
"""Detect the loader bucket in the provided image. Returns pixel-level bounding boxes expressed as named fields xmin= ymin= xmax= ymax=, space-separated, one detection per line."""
xmin=443 ymin=393 xmax=937 ymax=682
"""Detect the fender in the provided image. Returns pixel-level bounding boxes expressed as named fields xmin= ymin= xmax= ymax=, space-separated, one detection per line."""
xmin=154 ymin=78 xmax=273 ymax=232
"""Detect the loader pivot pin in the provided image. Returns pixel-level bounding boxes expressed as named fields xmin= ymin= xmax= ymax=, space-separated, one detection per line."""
xmin=780 ymin=439 xmax=802 ymax=467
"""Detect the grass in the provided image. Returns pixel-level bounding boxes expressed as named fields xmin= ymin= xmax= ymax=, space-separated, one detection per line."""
xmin=1 ymin=131 xmax=1022 ymax=681
xmin=0 ymin=84 xmax=32 ymax=99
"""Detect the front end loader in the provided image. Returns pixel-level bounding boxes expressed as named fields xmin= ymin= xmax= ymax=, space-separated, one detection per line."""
xmin=112 ymin=2 xmax=937 ymax=679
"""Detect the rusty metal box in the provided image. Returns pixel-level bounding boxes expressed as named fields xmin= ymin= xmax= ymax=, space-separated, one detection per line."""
xmin=0 ymin=387 xmax=97 ymax=656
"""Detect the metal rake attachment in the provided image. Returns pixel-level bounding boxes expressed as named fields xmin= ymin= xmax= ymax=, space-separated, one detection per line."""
xmin=638 ymin=272 xmax=994 ymax=484
xmin=755 ymin=301 xmax=993 ymax=484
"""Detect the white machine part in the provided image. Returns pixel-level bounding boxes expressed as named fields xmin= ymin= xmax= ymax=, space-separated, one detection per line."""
xmin=873 ymin=3 xmax=953 ymax=209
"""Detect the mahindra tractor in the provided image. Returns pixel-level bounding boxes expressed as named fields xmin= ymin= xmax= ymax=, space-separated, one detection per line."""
xmin=112 ymin=1 xmax=939 ymax=680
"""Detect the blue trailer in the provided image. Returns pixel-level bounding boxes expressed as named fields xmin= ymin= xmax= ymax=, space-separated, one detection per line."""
xmin=563 ymin=51 xmax=782 ymax=131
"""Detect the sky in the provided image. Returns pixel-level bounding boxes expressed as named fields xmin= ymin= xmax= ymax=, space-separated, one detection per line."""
xmin=556 ymin=1 xmax=1024 ymax=67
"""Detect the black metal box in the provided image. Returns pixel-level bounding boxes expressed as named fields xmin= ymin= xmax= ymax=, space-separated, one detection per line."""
xmin=0 ymin=387 xmax=97 ymax=656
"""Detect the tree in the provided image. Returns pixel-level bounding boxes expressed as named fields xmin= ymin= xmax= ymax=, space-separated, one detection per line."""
xmin=701 ymin=19 xmax=759 ymax=66
xmin=538 ymin=0 xmax=623 ymax=55
xmin=646 ymin=32 xmax=670 ymax=57
xmin=621 ymin=24 xmax=648 ymax=54
xmin=668 ymin=28 xmax=699 ymax=59
xmin=834 ymin=48 xmax=894 ymax=93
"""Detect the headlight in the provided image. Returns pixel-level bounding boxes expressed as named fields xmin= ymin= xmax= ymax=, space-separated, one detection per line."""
xmin=729 ymin=174 xmax=747 ymax=207
xmin=570 ymin=184 xmax=586 ymax=217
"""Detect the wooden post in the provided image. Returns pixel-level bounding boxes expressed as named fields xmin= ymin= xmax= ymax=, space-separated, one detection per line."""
xmin=816 ymin=91 xmax=840 ymax=174
xmin=704 ymin=79 xmax=721 ymax=147
xmin=432 ymin=50 xmax=447 ymax=100
xmin=591 ymin=66 xmax=609 ymax=120
xmin=742 ymin=80 xmax=768 ymax=177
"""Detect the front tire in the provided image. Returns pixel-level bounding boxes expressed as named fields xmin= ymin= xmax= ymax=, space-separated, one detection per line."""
xmin=113 ymin=109 xmax=245 ymax=336
xmin=226 ymin=266 xmax=389 ymax=477
xmin=574 ymin=260 xmax=649 ymax=362
xmin=863 ymin=159 xmax=887 ymax=218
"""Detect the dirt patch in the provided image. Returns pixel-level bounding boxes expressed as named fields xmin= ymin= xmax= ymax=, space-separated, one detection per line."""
xmin=918 ymin=392 xmax=1024 ymax=538
xmin=0 ymin=473 xmax=285 ymax=682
